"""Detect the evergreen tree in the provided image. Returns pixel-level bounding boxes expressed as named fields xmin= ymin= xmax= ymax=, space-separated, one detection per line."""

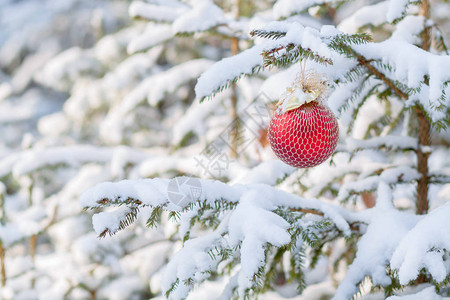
xmin=82 ymin=0 xmax=450 ymax=299
xmin=0 ymin=0 xmax=449 ymax=299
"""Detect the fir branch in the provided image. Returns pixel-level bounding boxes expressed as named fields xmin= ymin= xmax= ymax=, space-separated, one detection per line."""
xmin=428 ymin=173 xmax=450 ymax=184
xmin=356 ymin=56 xmax=409 ymax=100
xmin=432 ymin=26 xmax=449 ymax=54
xmin=165 ymin=279 xmax=180 ymax=298
xmin=289 ymin=208 xmax=324 ymax=216
xmin=385 ymin=107 xmax=407 ymax=135
xmin=330 ymin=33 xmax=372 ymax=46
xmin=434 ymin=274 xmax=450 ymax=293
xmin=327 ymin=33 xmax=371 ymax=59
xmin=328 ymin=39 xmax=413 ymax=102
xmin=346 ymin=80 xmax=382 ymax=134
xmin=346 ymin=136 xmax=418 ymax=153
xmin=288 ymin=247 xmax=306 ymax=292
xmin=147 ymin=206 xmax=163 ymax=228
xmin=250 ymin=29 xmax=286 ymax=40
xmin=99 ymin=207 xmax=140 ymax=238
xmin=200 ymin=65 xmax=264 ymax=102
xmin=342 ymin=65 xmax=367 ymax=84
xmin=175 ymin=23 xmax=229 ymax=37
xmin=89 ymin=197 xmax=145 ymax=209
xmin=168 ymin=211 xmax=181 ymax=222
xmin=261 ymin=246 xmax=287 ymax=292
xmin=262 ymin=44 xmax=333 ymax=68
xmin=0 ymin=240 xmax=5 ymax=287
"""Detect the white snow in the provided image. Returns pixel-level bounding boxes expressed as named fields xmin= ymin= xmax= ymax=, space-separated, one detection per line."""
xmin=122 ymin=59 xmax=213 ymax=112
xmin=346 ymin=136 xmax=418 ymax=152
xmin=92 ymin=206 xmax=134 ymax=236
xmin=392 ymin=15 xmax=425 ymax=44
xmin=173 ymin=1 xmax=227 ymax=34
xmin=273 ymin=0 xmax=332 ymax=19
xmin=333 ymin=182 xmax=421 ymax=300
xmin=355 ymin=39 xmax=450 ymax=123
xmin=127 ymin=24 xmax=173 ymax=54
xmin=195 ymin=43 xmax=265 ymax=99
xmin=0 ymin=223 xmax=23 ymax=247
xmin=80 ymin=176 xmax=368 ymax=296
xmin=338 ymin=1 xmax=389 ymax=34
xmin=196 ymin=22 xmax=342 ymax=99
xmin=231 ymin=160 xmax=296 ymax=185
xmin=390 ymin=201 xmax=450 ymax=284
xmin=228 ymin=189 xmax=291 ymax=296
xmin=35 ymin=47 xmax=103 ymax=92
xmin=0 ymin=145 xmax=113 ymax=178
xmin=129 ymin=1 xmax=186 ymax=23
xmin=387 ymin=286 xmax=450 ymax=299
xmin=387 ymin=0 xmax=410 ymax=22
xmin=171 ymin=94 xmax=219 ymax=145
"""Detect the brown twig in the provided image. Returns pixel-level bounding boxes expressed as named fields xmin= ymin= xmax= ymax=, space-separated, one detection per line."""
xmin=229 ymin=0 xmax=241 ymax=159
xmin=0 ymin=194 xmax=5 ymax=287
xmin=361 ymin=192 xmax=376 ymax=208
xmin=0 ymin=241 xmax=5 ymax=287
xmin=29 ymin=234 xmax=37 ymax=288
xmin=290 ymin=208 xmax=324 ymax=216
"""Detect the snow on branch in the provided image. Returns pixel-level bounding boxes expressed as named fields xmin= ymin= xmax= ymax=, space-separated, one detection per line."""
xmin=129 ymin=0 xmax=229 ymax=37
xmin=127 ymin=24 xmax=173 ymax=54
xmin=35 ymin=47 xmax=103 ymax=92
xmin=335 ymin=166 xmax=421 ymax=202
xmin=81 ymin=174 xmax=449 ymax=299
xmin=273 ymin=0 xmax=340 ymax=20
xmin=162 ymin=213 xmax=232 ymax=299
xmin=197 ymin=18 xmax=448 ymax=125
xmin=355 ymin=38 xmax=450 ymax=123
xmin=390 ymin=200 xmax=450 ymax=284
xmin=0 ymin=205 xmax=49 ymax=247
xmin=345 ymin=136 xmax=418 ymax=152
xmin=195 ymin=21 xmax=370 ymax=100
xmin=386 ymin=0 xmax=411 ymax=23
xmin=338 ymin=1 xmax=389 ymax=33
xmin=332 ymin=182 xmax=421 ymax=300
xmin=129 ymin=1 xmax=187 ymax=23
xmin=80 ymin=178 xmax=357 ymax=230
xmin=387 ymin=287 xmax=450 ymax=300
xmin=122 ymin=59 xmax=214 ymax=110
xmin=80 ymin=177 xmax=359 ymax=298
xmin=195 ymin=44 xmax=265 ymax=101
xmin=80 ymin=178 xmax=241 ymax=212
xmin=172 ymin=1 xmax=227 ymax=35
xmin=0 ymin=145 xmax=113 ymax=178
xmin=334 ymin=180 xmax=450 ymax=299
xmin=171 ymin=93 xmax=222 ymax=145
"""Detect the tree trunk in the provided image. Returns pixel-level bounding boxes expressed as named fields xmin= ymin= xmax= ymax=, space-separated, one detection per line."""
xmin=0 ymin=241 xmax=5 ymax=287
xmin=229 ymin=0 xmax=241 ymax=159
xmin=416 ymin=0 xmax=431 ymax=215
xmin=415 ymin=107 xmax=430 ymax=215
xmin=230 ymin=38 xmax=239 ymax=159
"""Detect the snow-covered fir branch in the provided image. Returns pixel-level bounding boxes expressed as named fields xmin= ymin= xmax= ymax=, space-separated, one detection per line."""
xmin=0 ymin=0 xmax=449 ymax=299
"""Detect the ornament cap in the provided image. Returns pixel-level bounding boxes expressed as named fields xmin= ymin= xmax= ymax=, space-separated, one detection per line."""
xmin=277 ymin=69 xmax=330 ymax=113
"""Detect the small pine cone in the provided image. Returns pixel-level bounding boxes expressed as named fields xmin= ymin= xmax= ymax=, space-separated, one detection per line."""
xmin=268 ymin=101 xmax=339 ymax=168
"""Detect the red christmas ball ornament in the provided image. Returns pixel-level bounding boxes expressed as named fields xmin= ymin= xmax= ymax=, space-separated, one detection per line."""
xmin=268 ymin=70 xmax=339 ymax=168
